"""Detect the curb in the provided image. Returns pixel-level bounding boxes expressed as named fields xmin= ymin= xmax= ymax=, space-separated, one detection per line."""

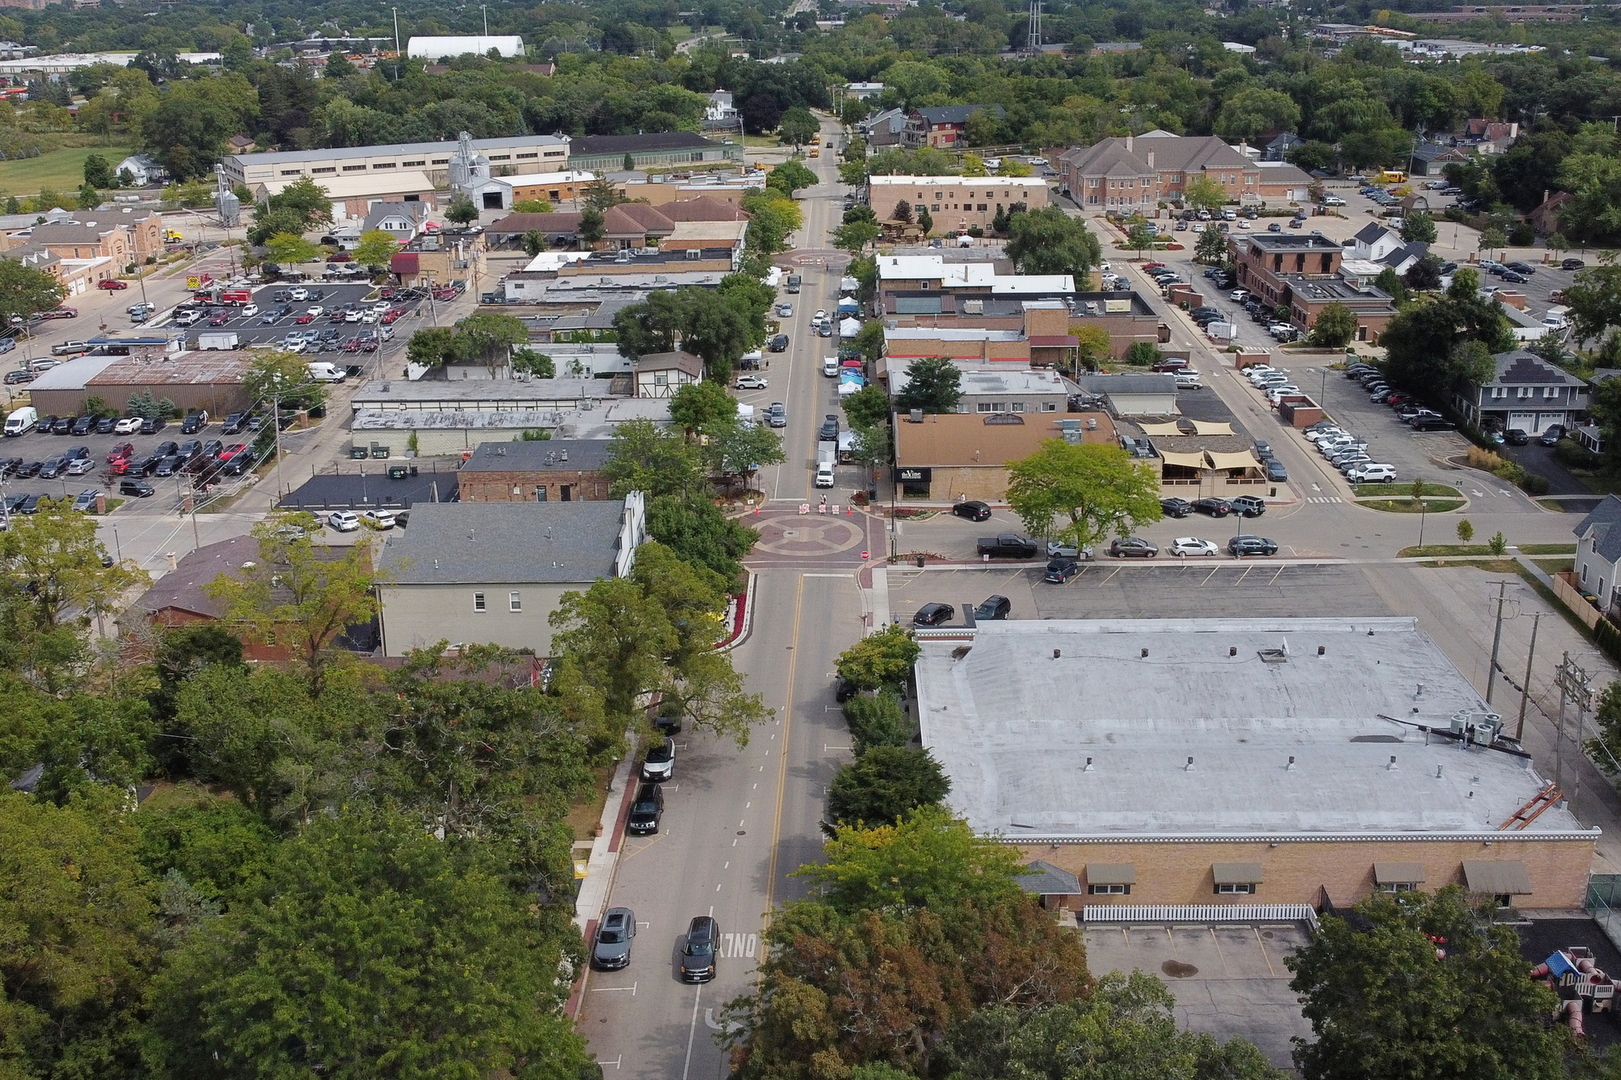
xmin=717 ymin=571 xmax=758 ymax=652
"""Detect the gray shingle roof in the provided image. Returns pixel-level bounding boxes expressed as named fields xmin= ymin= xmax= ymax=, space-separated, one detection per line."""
xmin=380 ymin=501 xmax=630 ymax=584
xmin=1017 ymin=860 xmax=1081 ymax=895
xmin=915 ymin=104 xmax=1004 ymax=125
xmin=1490 ymin=350 xmax=1589 ymax=387
xmin=1576 ymin=494 xmax=1621 ymax=564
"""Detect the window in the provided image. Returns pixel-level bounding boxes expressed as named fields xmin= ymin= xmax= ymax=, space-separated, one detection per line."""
xmin=1041 ymin=401 xmax=1058 ymax=412
xmin=401 ymin=160 xmax=426 ymax=167
xmin=1544 ymin=387 xmax=1559 ymax=398
xmin=1519 ymin=387 xmax=1533 ymax=399
xmin=931 ymin=204 xmax=940 ymax=212
xmin=509 ymin=591 xmax=522 ymax=612
xmin=517 ymin=152 xmax=538 ymax=160
xmin=978 ymin=204 xmax=987 ymax=211
xmin=977 ymin=402 xmax=994 ymax=413
xmin=1011 ymin=402 xmax=1026 ymax=413
xmin=1490 ymin=386 xmax=1506 ymax=398
xmin=312 ymin=167 xmax=336 ymax=175
xmin=1379 ymin=882 xmax=1418 ymax=893
xmin=1088 ymin=883 xmax=1130 ymax=895
xmin=474 ymin=592 xmax=487 ymax=612
xmin=686 ymin=248 xmax=700 ymax=260
xmin=488 ymin=155 xmax=510 ymax=161
xmin=372 ymin=161 xmax=395 ymax=169
xmin=431 ymin=158 xmax=450 ymax=165
xmin=280 ymin=169 xmax=304 ymax=177
xmin=548 ymin=190 xmax=560 ymax=200
xmin=655 ymin=372 xmax=668 ymax=385
xmin=342 ymin=164 xmax=367 ymax=172
xmin=1216 ymin=882 xmax=1256 ymax=895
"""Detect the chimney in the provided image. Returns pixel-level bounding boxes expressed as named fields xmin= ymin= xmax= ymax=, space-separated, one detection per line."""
xmin=1125 ymin=134 xmax=1134 ymax=153
xmin=1147 ymin=148 xmax=1155 ymax=170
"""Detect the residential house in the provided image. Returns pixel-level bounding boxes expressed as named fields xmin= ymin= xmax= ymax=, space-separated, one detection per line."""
xmin=892 ymin=411 xmax=1115 ymax=500
xmin=845 ymin=81 xmax=885 ymax=100
xmin=635 ymin=351 xmax=703 ymax=397
xmin=1460 ymin=119 xmax=1520 ymax=154
xmin=1411 ymin=140 xmax=1471 ymax=176
xmin=859 ymin=107 xmax=910 ymax=149
xmin=905 ymin=105 xmax=1005 ymax=149
xmin=123 ymin=534 xmax=373 ymax=661
xmin=454 ymin=439 xmax=614 ymax=503
xmin=866 ymin=175 xmax=1049 ymax=232
xmin=705 ymin=90 xmax=736 ymax=123
xmin=1452 ymin=349 xmax=1589 ymax=437
xmin=1058 ymin=131 xmax=1310 ymax=208
xmin=377 ymin=495 xmax=646 ymax=658
xmin=602 ymin=202 xmax=678 ymax=249
xmin=1343 ymin=223 xmax=1427 ymax=273
xmin=361 ymin=201 xmax=430 ymax=243
xmin=1574 ymin=494 xmax=1621 ymax=617
xmin=115 ymin=153 xmax=165 ymax=186
xmin=1262 ymin=133 xmax=1304 ymax=162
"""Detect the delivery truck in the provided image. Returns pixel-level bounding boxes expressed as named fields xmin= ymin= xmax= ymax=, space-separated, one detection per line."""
xmin=814 ymin=440 xmax=836 ymax=488
xmin=197 ymin=331 xmax=240 ymax=351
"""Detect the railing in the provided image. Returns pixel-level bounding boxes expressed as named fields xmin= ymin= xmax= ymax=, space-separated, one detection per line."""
xmin=1081 ymin=903 xmax=1318 ymax=926
xmin=1587 ymin=875 xmax=1621 ymax=953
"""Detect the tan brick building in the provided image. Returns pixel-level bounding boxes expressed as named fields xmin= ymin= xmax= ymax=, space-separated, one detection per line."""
xmin=916 ymin=618 xmax=1597 ymax=913
xmin=891 ymin=411 xmax=1115 ymax=501
xmin=867 ymin=175 xmax=1049 ymax=233
xmin=455 ymin=439 xmax=613 ymax=503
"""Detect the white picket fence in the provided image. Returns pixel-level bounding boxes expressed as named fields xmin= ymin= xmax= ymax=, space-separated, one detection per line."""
xmin=1081 ymin=903 xmax=1318 ymax=927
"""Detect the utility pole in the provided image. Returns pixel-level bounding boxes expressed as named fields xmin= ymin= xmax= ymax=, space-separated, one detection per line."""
xmin=1514 ymin=612 xmax=1542 ymax=741
xmin=392 ymin=7 xmax=401 ymax=80
xmin=1485 ymin=580 xmax=1512 ymax=704
xmin=1553 ymin=653 xmax=1594 ymax=813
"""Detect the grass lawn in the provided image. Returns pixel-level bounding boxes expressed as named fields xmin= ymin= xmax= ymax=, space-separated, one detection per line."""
xmin=1353 ymin=482 xmax=1461 ymax=498
xmin=1534 ymin=557 xmax=1575 ymax=575
xmin=1580 ymin=474 xmax=1621 ymax=496
xmin=1419 ymin=558 xmax=1521 ymax=572
xmin=0 ymin=144 xmax=135 ymax=199
xmin=565 ymin=764 xmax=613 ymax=842
xmin=1519 ymin=543 xmax=1577 ymax=555
xmin=1361 ymin=498 xmax=1465 ymax=513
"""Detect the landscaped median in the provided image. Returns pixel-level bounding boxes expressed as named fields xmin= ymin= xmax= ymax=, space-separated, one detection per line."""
xmin=1353 ymin=481 xmax=1464 ymax=513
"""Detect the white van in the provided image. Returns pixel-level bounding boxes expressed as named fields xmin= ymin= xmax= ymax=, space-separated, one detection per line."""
xmin=4 ymin=406 xmax=37 ymax=436
xmin=307 ymin=361 xmax=346 ymax=383
xmin=822 ymin=356 xmax=839 ymax=377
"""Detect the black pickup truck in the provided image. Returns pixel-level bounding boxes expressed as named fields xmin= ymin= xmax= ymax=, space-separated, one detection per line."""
xmin=976 ymin=534 xmax=1038 ymax=559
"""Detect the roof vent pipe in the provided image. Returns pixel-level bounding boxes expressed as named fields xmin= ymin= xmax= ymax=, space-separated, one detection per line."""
xmin=1387 ymin=755 xmax=1398 ymax=771
xmin=1287 ymin=756 xmax=1295 ymax=771
xmin=1436 ymin=764 xmax=1444 ymax=779
xmin=1053 ymin=648 xmax=1061 ymax=659
xmin=1141 ymin=647 xmax=1149 ymax=658
xmin=1230 ymin=645 xmax=1237 ymax=656
xmin=1318 ymin=645 xmax=1326 ymax=655
xmin=1084 ymin=757 xmax=1093 ymax=771
xmin=1185 ymin=756 xmax=1194 ymax=771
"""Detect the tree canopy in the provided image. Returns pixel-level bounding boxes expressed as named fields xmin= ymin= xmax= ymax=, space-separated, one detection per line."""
xmin=1006 ymin=440 xmax=1164 ymax=551
xmin=1004 ymin=207 xmax=1101 ymax=279
xmin=893 ymin=356 xmax=962 ymax=414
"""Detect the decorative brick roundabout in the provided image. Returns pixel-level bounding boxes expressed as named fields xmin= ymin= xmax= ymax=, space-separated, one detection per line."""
xmin=751 ymin=513 xmax=866 ymax=558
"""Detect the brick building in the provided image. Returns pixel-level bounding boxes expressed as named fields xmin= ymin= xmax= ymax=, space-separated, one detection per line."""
xmin=1229 ymin=230 xmax=1397 ymax=341
xmin=903 ymin=105 xmax=1004 ymax=148
xmin=455 ymin=439 xmax=613 ymax=503
xmin=1 ymin=211 xmax=163 ymax=290
xmin=1058 ymin=131 xmax=1312 ymax=209
xmin=866 ymin=175 xmax=1049 ymax=233
xmin=917 ymin=618 xmax=1597 ymax=913
xmin=892 ymin=411 xmax=1114 ymax=500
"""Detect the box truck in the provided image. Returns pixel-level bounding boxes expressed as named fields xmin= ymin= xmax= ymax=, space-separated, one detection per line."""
xmin=814 ymin=440 xmax=836 ymax=488
xmin=197 ymin=331 xmax=240 ymax=351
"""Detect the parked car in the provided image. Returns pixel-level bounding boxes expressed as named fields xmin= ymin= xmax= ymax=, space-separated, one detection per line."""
xmin=972 ymin=595 xmax=1011 ymax=621
xmin=679 ymin=916 xmax=719 ymax=983
xmin=592 ymin=908 xmax=636 ymax=970
xmin=625 ymin=782 xmax=664 ymax=835
xmin=913 ymin=602 xmax=955 ymax=626
xmin=1263 ymin=459 xmax=1289 ymax=482
xmin=1410 ymin=416 xmax=1456 ymax=431
xmin=328 ymin=510 xmax=360 ymax=532
xmin=1348 ymin=463 xmax=1398 ymax=483
xmin=1504 ymin=428 xmax=1530 ymax=445
xmin=1228 ymin=495 xmax=1266 ymax=517
xmin=1228 ymin=535 xmax=1279 ymax=557
xmin=976 ymin=534 xmax=1037 ymax=558
xmin=119 ymin=478 xmax=155 ymax=498
xmin=1044 ymin=558 xmax=1083 ymax=583
xmin=1045 ymin=539 xmax=1091 ymax=560
xmin=1169 ymin=536 xmax=1219 ymax=557
xmin=1563 ymin=258 xmax=1587 ymax=271
xmin=952 ymin=500 xmax=992 ymax=522
xmin=1159 ymin=497 xmax=1193 ymax=518
xmin=1540 ymin=425 xmax=1567 ymax=446
xmin=1109 ymin=537 xmax=1158 ymax=558
xmin=735 ymin=374 xmax=768 ymax=390
xmin=360 ymin=509 xmax=396 ymax=530
xmin=642 ymin=737 xmax=675 ymax=781
xmin=1192 ymin=497 xmax=1232 ymax=517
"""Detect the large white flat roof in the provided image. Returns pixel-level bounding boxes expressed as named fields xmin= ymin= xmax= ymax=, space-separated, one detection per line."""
xmin=868 ymin=175 xmax=1048 ymax=187
xmin=916 ymin=618 xmax=1590 ymax=841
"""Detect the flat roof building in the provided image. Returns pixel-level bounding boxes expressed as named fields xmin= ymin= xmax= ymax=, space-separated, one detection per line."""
xmin=220 ymin=134 xmax=570 ymax=189
xmin=406 ymin=35 xmax=525 ymax=59
xmin=916 ymin=617 xmax=1596 ymax=913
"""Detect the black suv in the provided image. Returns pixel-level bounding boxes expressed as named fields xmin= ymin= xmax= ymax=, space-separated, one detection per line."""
xmin=1160 ymin=497 xmax=1193 ymax=518
xmin=1193 ymin=497 xmax=1232 ymax=517
xmin=818 ymin=415 xmax=840 ymax=440
xmin=972 ymin=595 xmax=1010 ymax=620
xmin=625 ymin=782 xmax=664 ymax=835
xmin=221 ymin=411 xmax=248 ymax=434
xmin=1044 ymin=558 xmax=1082 ymax=583
xmin=913 ymin=602 xmax=954 ymax=626
xmin=952 ymin=499 xmax=991 ymax=522
xmin=1228 ymin=534 xmax=1279 ymax=557
xmin=180 ymin=412 xmax=206 ymax=434
xmin=679 ymin=916 xmax=719 ymax=983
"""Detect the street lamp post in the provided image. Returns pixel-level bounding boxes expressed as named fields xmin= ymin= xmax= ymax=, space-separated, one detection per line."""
xmin=111 ymin=524 xmax=121 ymax=563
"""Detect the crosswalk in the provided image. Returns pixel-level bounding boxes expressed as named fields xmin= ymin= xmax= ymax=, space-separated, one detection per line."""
xmin=1305 ymin=496 xmax=1343 ymax=504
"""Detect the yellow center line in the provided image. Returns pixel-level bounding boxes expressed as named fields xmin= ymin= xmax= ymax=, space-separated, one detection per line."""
xmin=762 ymin=573 xmax=804 ymax=930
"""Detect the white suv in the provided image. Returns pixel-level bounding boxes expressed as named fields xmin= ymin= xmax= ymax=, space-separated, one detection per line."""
xmin=1349 ymin=463 xmax=1397 ymax=483
xmin=328 ymin=510 xmax=360 ymax=532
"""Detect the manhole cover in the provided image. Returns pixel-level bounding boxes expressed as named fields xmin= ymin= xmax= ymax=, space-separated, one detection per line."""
xmin=1162 ymin=960 xmax=1198 ymax=979
xmin=1261 ymin=930 xmax=1275 ymax=940
xmin=736 ymin=830 xmax=746 ymax=835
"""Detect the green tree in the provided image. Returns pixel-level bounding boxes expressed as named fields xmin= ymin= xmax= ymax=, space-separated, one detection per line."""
xmin=825 ymin=746 xmax=949 ymax=832
xmin=1401 ymin=210 xmax=1438 ymax=244
xmin=1309 ymin=302 xmax=1359 ymax=347
xmin=842 ymin=204 xmax=878 ymax=226
xmin=549 ymin=576 xmax=674 ymax=733
xmin=1196 ymin=224 xmax=1229 ymax=264
xmin=768 ymin=158 xmax=817 ymax=195
xmin=1074 ymin=323 xmax=1114 ymax=370
xmin=741 ymin=189 xmax=803 ymax=254
xmin=244 ymin=205 xmax=310 ymax=247
xmin=510 ymin=198 xmax=553 ymax=214
xmin=778 ymin=107 xmax=818 ymax=147
xmin=454 ymin=311 xmax=529 ymax=377
xmin=350 ymin=228 xmax=399 ymax=268
xmin=1479 ymin=225 xmax=1506 ymax=259
xmin=444 ymin=194 xmax=479 ymax=226
xmin=942 ymin=973 xmax=1287 ymax=1080
xmin=893 ymin=356 xmax=961 ymax=414
xmin=645 ymin=494 xmax=758 ymax=588
xmin=1124 ymin=341 xmax=1164 ymax=366
xmin=146 ymin=807 xmax=590 ymax=1080
xmin=578 ymin=205 xmax=605 ymax=245
xmin=262 ymin=231 xmax=321 ymax=266
xmin=842 ymin=691 xmax=912 ymax=754
xmin=0 ymin=499 xmax=147 ymax=630
xmin=1374 ymin=268 xmax=1410 ymax=307
xmin=1456 ymin=519 xmax=1475 ymax=543
xmin=0 ymin=791 xmax=155 ymax=1080
xmin=602 ymin=419 xmax=705 ymax=498
xmin=832 ymin=219 xmax=881 ymax=253
xmin=264 ymin=176 xmax=332 ymax=227
xmin=1184 ymin=175 xmax=1228 ymax=211
xmin=0 ymin=258 xmax=65 ymax=327
xmin=1215 ymin=87 xmax=1301 ymax=142
xmin=842 ymin=384 xmax=891 ymax=430
xmin=82 ymin=152 xmax=115 ymax=189
xmin=1287 ymin=887 xmax=1565 ymax=1080
xmin=702 ymin=415 xmax=786 ymax=479
xmin=405 ymin=326 xmax=459 ymax=369
xmin=242 ymin=349 xmax=323 ymax=412
xmin=835 ymin=624 xmax=920 ymax=690
xmin=1125 ymin=219 xmax=1159 ymax=258
xmin=1563 ymin=257 xmax=1621 ymax=346
xmin=521 ymin=230 xmax=546 ymax=256
xmin=1004 ymin=206 xmax=1101 ymax=278
xmin=669 ymin=379 xmax=737 ymax=442
xmin=510 ymin=347 xmax=554 ymax=377
xmin=916 ymin=206 xmax=933 ymax=235
xmin=204 ymin=514 xmax=381 ymax=695
xmin=1006 ymin=440 xmax=1164 ymax=551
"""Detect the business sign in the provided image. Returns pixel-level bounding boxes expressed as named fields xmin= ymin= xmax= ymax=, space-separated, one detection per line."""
xmin=893 ymin=467 xmax=931 ymax=483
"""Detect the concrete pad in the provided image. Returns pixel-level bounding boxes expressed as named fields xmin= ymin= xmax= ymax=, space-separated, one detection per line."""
xmin=1084 ymin=921 xmax=1312 ymax=1069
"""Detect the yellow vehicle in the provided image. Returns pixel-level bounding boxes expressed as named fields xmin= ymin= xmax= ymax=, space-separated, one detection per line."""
xmin=809 ymin=148 xmax=819 ymax=157
xmin=1377 ymin=169 xmax=1407 ymax=185
xmin=810 ymin=134 xmax=820 ymax=145
xmin=163 ymin=229 xmax=184 ymax=242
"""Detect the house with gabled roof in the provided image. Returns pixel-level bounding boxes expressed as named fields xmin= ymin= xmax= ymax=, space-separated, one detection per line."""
xmin=1453 ymin=349 xmax=1589 ymax=438
xmin=1574 ymin=494 xmax=1621 ymax=617
xmin=905 ymin=104 xmax=1005 ymax=148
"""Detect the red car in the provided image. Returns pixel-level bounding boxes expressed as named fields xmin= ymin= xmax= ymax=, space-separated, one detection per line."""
xmin=381 ymin=310 xmax=401 ymax=325
xmin=208 ymin=313 xmax=230 ymax=326
xmin=294 ymin=313 xmax=315 ymax=324
xmin=218 ymin=442 xmax=248 ymax=461
xmin=1143 ymin=262 xmax=1166 ymax=271
xmin=379 ymin=287 xmax=396 ymax=299
xmin=107 ymin=442 xmax=134 ymax=462
xmin=327 ymin=252 xmax=352 ymax=263
xmin=108 ymin=457 xmax=132 ymax=475
xmin=97 ymin=279 xmax=128 ymax=291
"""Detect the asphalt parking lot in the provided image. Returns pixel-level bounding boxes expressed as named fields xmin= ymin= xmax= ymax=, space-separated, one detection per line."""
xmin=157 ymin=282 xmax=426 ymax=351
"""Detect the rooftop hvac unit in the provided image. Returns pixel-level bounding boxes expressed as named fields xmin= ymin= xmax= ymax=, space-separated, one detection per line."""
xmin=909 ymin=408 xmax=923 ymax=423
xmin=963 ymin=299 xmax=983 ymax=314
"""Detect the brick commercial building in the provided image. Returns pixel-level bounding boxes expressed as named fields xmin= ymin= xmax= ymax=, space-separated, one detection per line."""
xmin=903 ymin=105 xmax=1004 ymax=148
xmin=455 ymin=439 xmax=613 ymax=503
xmin=1058 ymin=131 xmax=1312 ymax=209
xmin=892 ymin=411 xmax=1114 ymax=500
xmin=1 ymin=211 xmax=164 ymax=289
xmin=1229 ymin=230 xmax=1397 ymax=341
xmin=916 ymin=618 xmax=1596 ymax=913
xmin=866 ymin=175 xmax=1049 ymax=232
